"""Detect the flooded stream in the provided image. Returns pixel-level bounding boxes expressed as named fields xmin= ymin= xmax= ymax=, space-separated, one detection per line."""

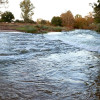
xmin=0 ymin=30 xmax=100 ymax=100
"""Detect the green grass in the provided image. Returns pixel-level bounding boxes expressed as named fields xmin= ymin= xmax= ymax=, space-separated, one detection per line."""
xmin=16 ymin=25 xmax=38 ymax=33
xmin=16 ymin=24 xmax=67 ymax=33
xmin=51 ymin=26 xmax=63 ymax=32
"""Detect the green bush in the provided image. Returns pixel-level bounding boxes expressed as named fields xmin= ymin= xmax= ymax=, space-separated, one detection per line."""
xmin=15 ymin=19 xmax=24 ymax=23
xmin=34 ymin=24 xmax=42 ymax=28
xmin=52 ymin=26 xmax=62 ymax=32
xmin=26 ymin=27 xmax=37 ymax=33
xmin=16 ymin=24 xmax=65 ymax=33
xmin=41 ymin=25 xmax=49 ymax=30
xmin=17 ymin=26 xmax=37 ymax=33
xmin=40 ymin=20 xmax=47 ymax=24
xmin=51 ymin=16 xmax=62 ymax=26
xmin=34 ymin=25 xmax=50 ymax=30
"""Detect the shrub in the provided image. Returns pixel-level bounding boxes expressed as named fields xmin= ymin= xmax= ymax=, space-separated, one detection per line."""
xmin=41 ymin=25 xmax=49 ymax=30
xmin=15 ymin=19 xmax=24 ymax=23
xmin=34 ymin=24 xmax=42 ymax=28
xmin=88 ymin=23 xmax=97 ymax=30
xmin=52 ymin=26 xmax=62 ymax=32
xmin=26 ymin=27 xmax=37 ymax=33
xmin=34 ymin=25 xmax=49 ymax=30
xmin=40 ymin=20 xmax=47 ymax=24
xmin=51 ymin=16 xmax=62 ymax=26
xmin=17 ymin=25 xmax=37 ymax=33
xmin=27 ymin=20 xmax=36 ymax=24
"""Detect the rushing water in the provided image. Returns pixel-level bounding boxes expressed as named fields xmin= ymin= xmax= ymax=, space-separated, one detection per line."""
xmin=0 ymin=30 xmax=100 ymax=100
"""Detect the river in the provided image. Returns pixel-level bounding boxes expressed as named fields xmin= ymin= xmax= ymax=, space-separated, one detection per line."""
xmin=0 ymin=30 xmax=100 ymax=100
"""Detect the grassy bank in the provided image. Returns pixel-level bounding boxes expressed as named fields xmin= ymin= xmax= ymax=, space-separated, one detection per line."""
xmin=0 ymin=22 xmax=99 ymax=33
xmin=16 ymin=24 xmax=69 ymax=33
xmin=0 ymin=23 xmax=69 ymax=33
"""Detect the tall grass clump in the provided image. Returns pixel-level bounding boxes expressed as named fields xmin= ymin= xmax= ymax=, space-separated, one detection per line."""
xmin=52 ymin=26 xmax=63 ymax=32
xmin=17 ymin=25 xmax=37 ymax=33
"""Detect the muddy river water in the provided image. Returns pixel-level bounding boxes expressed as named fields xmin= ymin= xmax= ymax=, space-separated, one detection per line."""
xmin=0 ymin=30 xmax=100 ymax=100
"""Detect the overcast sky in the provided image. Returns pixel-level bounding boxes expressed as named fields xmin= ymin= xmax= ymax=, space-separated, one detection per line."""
xmin=1 ymin=0 xmax=97 ymax=21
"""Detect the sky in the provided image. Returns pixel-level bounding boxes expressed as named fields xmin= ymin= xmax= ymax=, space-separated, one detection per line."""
xmin=0 ymin=0 xmax=97 ymax=21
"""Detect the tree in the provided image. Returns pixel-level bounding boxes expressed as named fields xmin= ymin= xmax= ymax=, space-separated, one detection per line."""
xmin=74 ymin=18 xmax=87 ymax=29
xmin=93 ymin=0 xmax=100 ymax=23
xmin=74 ymin=14 xmax=87 ymax=29
xmin=20 ymin=0 xmax=35 ymax=22
xmin=0 ymin=0 xmax=8 ymax=4
xmin=0 ymin=0 xmax=8 ymax=8
xmin=51 ymin=16 xmax=62 ymax=26
xmin=60 ymin=10 xmax=75 ymax=27
xmin=85 ymin=12 xmax=94 ymax=25
xmin=1 ymin=11 xmax=14 ymax=22
xmin=75 ymin=14 xmax=82 ymax=19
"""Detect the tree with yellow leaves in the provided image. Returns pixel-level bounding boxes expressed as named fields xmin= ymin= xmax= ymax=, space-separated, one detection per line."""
xmin=60 ymin=10 xmax=75 ymax=27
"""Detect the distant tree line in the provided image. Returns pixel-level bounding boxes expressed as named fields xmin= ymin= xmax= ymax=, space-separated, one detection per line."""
xmin=51 ymin=10 xmax=94 ymax=30
xmin=50 ymin=0 xmax=100 ymax=31
xmin=0 ymin=0 xmax=35 ymax=23
xmin=0 ymin=0 xmax=100 ymax=31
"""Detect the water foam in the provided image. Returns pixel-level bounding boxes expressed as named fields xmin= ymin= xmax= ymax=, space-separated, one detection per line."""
xmin=45 ymin=30 xmax=100 ymax=53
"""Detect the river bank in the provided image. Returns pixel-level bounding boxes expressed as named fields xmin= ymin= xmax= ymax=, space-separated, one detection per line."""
xmin=0 ymin=23 xmax=70 ymax=33
xmin=0 ymin=30 xmax=19 ymax=32
xmin=0 ymin=22 xmax=99 ymax=34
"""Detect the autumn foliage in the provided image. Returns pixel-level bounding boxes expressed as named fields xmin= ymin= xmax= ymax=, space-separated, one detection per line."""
xmin=74 ymin=12 xmax=94 ymax=29
xmin=60 ymin=10 xmax=75 ymax=27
